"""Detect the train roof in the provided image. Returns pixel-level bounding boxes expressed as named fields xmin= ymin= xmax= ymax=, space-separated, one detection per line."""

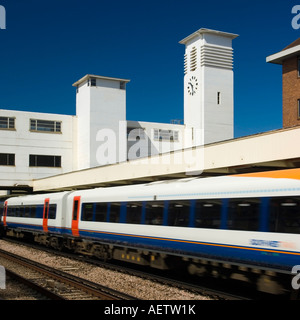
xmin=72 ymin=174 xmax=300 ymax=201
xmin=6 ymin=169 xmax=300 ymax=203
xmin=6 ymin=191 xmax=70 ymax=205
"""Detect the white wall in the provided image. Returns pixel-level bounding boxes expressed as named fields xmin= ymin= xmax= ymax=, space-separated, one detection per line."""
xmin=203 ymin=67 xmax=234 ymax=144
xmin=182 ymin=30 xmax=236 ymax=145
xmin=76 ymin=77 xmax=127 ymax=169
xmin=127 ymin=120 xmax=186 ymax=161
xmin=0 ymin=109 xmax=74 ymax=188
xmin=76 ymin=81 xmax=91 ymax=169
xmin=90 ymin=78 xmax=126 ymax=167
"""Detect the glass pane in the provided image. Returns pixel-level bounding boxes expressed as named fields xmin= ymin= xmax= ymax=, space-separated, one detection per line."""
xmin=168 ymin=201 xmax=190 ymax=227
xmin=227 ymin=198 xmax=260 ymax=231
xmin=269 ymin=197 xmax=300 ymax=234
xmin=126 ymin=202 xmax=143 ymax=224
xmin=145 ymin=202 xmax=164 ymax=225
xmin=194 ymin=199 xmax=222 ymax=229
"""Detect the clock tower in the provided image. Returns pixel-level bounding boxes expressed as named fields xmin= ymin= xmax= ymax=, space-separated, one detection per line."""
xmin=180 ymin=28 xmax=238 ymax=145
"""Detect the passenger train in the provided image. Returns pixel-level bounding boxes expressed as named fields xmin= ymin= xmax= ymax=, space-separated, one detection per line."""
xmin=1 ymin=168 xmax=300 ymax=295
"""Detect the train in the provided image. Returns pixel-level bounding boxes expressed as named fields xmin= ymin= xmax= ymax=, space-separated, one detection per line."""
xmin=1 ymin=168 xmax=300 ymax=295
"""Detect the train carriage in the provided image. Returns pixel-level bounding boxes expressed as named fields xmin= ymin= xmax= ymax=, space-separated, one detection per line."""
xmin=2 ymin=169 xmax=300 ymax=294
xmin=2 ymin=192 xmax=70 ymax=247
xmin=67 ymin=175 xmax=300 ymax=270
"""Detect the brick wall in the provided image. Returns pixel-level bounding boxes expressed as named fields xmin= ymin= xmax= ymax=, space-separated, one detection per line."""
xmin=282 ymin=56 xmax=300 ymax=127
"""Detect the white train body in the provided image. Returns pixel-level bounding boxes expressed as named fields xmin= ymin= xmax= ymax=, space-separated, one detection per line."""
xmin=2 ymin=171 xmax=300 ymax=294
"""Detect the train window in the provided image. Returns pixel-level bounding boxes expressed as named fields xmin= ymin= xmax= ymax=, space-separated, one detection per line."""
xmin=95 ymin=203 xmax=107 ymax=222
xmin=30 ymin=206 xmax=37 ymax=218
xmin=44 ymin=202 xmax=49 ymax=220
xmin=269 ymin=197 xmax=300 ymax=234
xmin=168 ymin=201 xmax=190 ymax=227
xmin=7 ymin=206 xmax=15 ymax=217
xmin=145 ymin=202 xmax=164 ymax=225
xmin=126 ymin=202 xmax=143 ymax=224
xmin=15 ymin=206 xmax=20 ymax=217
xmin=81 ymin=203 xmax=94 ymax=221
xmin=24 ymin=206 xmax=31 ymax=218
xmin=48 ymin=204 xmax=57 ymax=220
xmin=227 ymin=198 xmax=260 ymax=231
xmin=35 ymin=205 xmax=44 ymax=219
xmin=72 ymin=199 xmax=79 ymax=222
xmin=194 ymin=199 xmax=222 ymax=229
xmin=109 ymin=203 xmax=121 ymax=223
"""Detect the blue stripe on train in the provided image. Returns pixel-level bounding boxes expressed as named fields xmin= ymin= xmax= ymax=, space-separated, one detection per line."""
xmin=6 ymin=222 xmax=299 ymax=270
xmin=78 ymin=229 xmax=299 ymax=270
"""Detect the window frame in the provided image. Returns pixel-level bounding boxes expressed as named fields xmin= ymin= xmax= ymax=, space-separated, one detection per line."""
xmin=153 ymin=129 xmax=179 ymax=142
xmin=0 ymin=153 xmax=15 ymax=166
xmin=0 ymin=117 xmax=15 ymax=130
xmin=29 ymin=154 xmax=61 ymax=168
xmin=30 ymin=119 xmax=62 ymax=134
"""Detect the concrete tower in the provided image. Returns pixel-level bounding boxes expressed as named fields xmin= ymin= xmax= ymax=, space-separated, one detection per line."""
xmin=179 ymin=28 xmax=238 ymax=145
xmin=73 ymin=75 xmax=130 ymax=169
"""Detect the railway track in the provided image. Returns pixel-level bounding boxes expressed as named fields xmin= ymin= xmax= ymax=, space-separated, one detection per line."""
xmin=0 ymin=248 xmax=137 ymax=300
xmin=0 ymin=238 xmax=254 ymax=300
xmin=3 ymin=238 xmax=291 ymax=300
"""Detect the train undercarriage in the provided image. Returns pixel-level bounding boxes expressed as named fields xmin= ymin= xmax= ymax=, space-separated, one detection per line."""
xmin=3 ymin=228 xmax=297 ymax=298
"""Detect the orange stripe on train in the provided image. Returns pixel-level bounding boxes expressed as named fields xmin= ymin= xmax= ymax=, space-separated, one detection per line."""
xmin=233 ymin=168 xmax=300 ymax=180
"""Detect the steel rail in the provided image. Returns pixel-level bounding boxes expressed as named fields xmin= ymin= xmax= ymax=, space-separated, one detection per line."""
xmin=0 ymin=248 xmax=137 ymax=300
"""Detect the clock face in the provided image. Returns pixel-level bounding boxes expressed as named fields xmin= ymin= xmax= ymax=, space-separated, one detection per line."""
xmin=187 ymin=76 xmax=198 ymax=96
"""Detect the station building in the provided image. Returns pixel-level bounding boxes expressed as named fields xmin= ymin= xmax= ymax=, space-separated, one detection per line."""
xmin=2 ymin=27 xmax=300 ymax=194
xmin=0 ymin=28 xmax=237 ymax=193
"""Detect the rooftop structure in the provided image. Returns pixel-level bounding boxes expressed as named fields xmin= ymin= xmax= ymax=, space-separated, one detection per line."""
xmin=267 ymin=38 xmax=300 ymax=128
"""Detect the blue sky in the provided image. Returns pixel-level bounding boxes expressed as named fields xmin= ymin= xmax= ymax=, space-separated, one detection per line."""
xmin=0 ymin=0 xmax=299 ymax=137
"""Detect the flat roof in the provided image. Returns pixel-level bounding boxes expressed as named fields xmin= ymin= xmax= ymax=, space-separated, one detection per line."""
xmin=33 ymin=125 xmax=300 ymax=192
xmin=72 ymin=74 xmax=130 ymax=87
xmin=266 ymin=44 xmax=300 ymax=65
xmin=179 ymin=28 xmax=239 ymax=45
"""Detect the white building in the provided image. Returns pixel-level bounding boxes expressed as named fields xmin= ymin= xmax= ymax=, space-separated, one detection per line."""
xmin=0 ymin=28 xmax=237 ymax=192
xmin=0 ymin=109 xmax=75 ymax=189
xmin=179 ymin=28 xmax=238 ymax=144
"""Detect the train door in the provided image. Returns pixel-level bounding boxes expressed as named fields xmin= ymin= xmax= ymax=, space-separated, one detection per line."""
xmin=3 ymin=201 xmax=7 ymax=227
xmin=42 ymin=198 xmax=50 ymax=232
xmin=71 ymin=196 xmax=81 ymax=237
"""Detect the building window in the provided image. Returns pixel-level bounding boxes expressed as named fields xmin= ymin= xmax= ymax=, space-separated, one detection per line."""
xmin=120 ymin=81 xmax=126 ymax=90
xmin=30 ymin=119 xmax=61 ymax=133
xmin=0 ymin=153 xmax=15 ymax=166
xmin=29 ymin=155 xmax=61 ymax=167
xmin=190 ymin=47 xmax=197 ymax=72
xmin=127 ymin=127 xmax=145 ymax=141
xmin=217 ymin=92 xmax=221 ymax=105
xmin=153 ymin=129 xmax=179 ymax=142
xmin=298 ymin=99 xmax=300 ymax=119
xmin=0 ymin=117 xmax=15 ymax=130
xmin=88 ymin=78 xmax=96 ymax=86
xmin=298 ymin=57 xmax=300 ymax=77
